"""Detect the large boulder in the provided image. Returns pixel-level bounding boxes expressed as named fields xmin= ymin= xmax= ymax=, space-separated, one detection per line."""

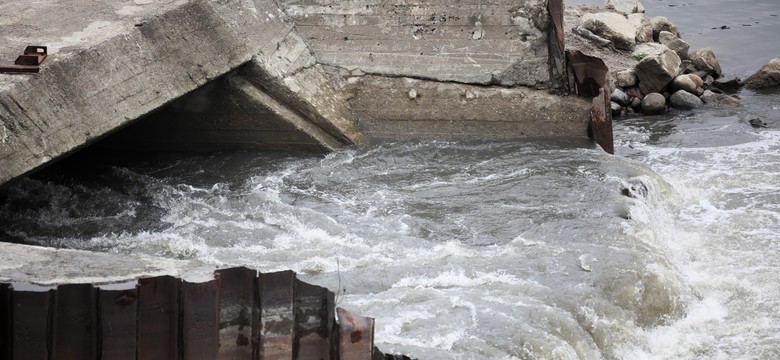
xmin=669 ymin=90 xmax=703 ymax=109
xmin=581 ymin=12 xmax=638 ymax=50
xmin=689 ymin=48 xmax=722 ymax=78
xmin=606 ymin=0 xmax=646 ymax=14
xmin=745 ymin=58 xmax=780 ymax=89
xmin=658 ymin=31 xmax=690 ymax=60
xmin=635 ymin=45 xmax=681 ymax=94
xmin=628 ymin=13 xmax=653 ymax=43
xmin=650 ymin=16 xmax=679 ymax=41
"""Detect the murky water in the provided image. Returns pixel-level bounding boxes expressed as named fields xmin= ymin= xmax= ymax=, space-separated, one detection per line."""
xmin=1 ymin=0 xmax=779 ymax=359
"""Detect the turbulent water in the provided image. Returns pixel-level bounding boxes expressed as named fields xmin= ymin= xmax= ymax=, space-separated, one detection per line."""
xmin=1 ymin=0 xmax=779 ymax=359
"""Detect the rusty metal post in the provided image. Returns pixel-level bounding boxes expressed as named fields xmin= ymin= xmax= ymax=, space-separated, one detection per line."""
xmin=214 ymin=267 xmax=257 ymax=360
xmin=0 ymin=284 xmax=10 ymax=360
xmin=258 ymin=271 xmax=296 ymax=360
xmin=138 ymin=276 xmax=181 ymax=360
xmin=11 ymin=286 xmax=53 ymax=360
xmin=99 ymin=285 xmax=138 ymax=360
xmin=52 ymin=284 xmax=98 ymax=360
xmin=182 ymin=280 xmax=220 ymax=360
xmin=591 ymin=88 xmax=615 ymax=154
xmin=294 ymin=280 xmax=334 ymax=360
xmin=337 ymin=308 xmax=375 ymax=360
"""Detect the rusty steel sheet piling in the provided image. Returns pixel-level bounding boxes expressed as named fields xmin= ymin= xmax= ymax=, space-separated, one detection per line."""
xmin=52 ymin=284 xmax=98 ymax=360
xmin=11 ymin=285 xmax=53 ymax=360
xmin=215 ymin=267 xmax=257 ymax=359
xmin=182 ymin=280 xmax=220 ymax=360
xmin=591 ymin=88 xmax=615 ymax=154
xmin=294 ymin=280 xmax=335 ymax=360
xmin=259 ymin=270 xmax=297 ymax=359
xmin=137 ymin=276 xmax=181 ymax=360
xmin=0 ymin=267 xmax=385 ymax=359
xmin=337 ymin=308 xmax=375 ymax=360
xmin=0 ymin=284 xmax=10 ymax=360
xmin=99 ymin=285 xmax=138 ymax=360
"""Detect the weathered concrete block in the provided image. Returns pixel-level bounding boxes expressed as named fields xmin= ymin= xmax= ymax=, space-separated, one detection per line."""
xmin=277 ymin=0 xmax=554 ymax=87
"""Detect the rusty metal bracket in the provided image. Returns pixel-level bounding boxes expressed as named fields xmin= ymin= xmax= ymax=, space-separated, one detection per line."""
xmin=0 ymin=46 xmax=47 ymax=74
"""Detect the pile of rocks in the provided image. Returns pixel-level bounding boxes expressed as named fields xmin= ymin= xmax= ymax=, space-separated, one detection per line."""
xmin=576 ymin=0 xmax=745 ymax=116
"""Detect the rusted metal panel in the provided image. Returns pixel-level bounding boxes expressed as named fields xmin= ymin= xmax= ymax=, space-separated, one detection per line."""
xmin=182 ymin=280 xmax=219 ymax=360
xmin=337 ymin=308 xmax=375 ymax=360
xmin=0 ymin=284 xmax=10 ymax=360
xmin=52 ymin=284 xmax=98 ymax=360
xmin=547 ymin=0 xmax=566 ymax=87
xmin=294 ymin=280 xmax=334 ymax=360
xmin=137 ymin=276 xmax=181 ymax=360
xmin=566 ymin=50 xmax=609 ymax=98
xmin=214 ymin=267 xmax=257 ymax=360
xmin=12 ymin=286 xmax=53 ymax=360
xmin=258 ymin=270 xmax=296 ymax=360
xmin=99 ymin=285 xmax=138 ymax=360
xmin=14 ymin=46 xmax=47 ymax=66
xmin=591 ymin=88 xmax=615 ymax=154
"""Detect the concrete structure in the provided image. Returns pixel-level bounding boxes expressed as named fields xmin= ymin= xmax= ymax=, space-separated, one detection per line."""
xmin=0 ymin=0 xmax=595 ymax=187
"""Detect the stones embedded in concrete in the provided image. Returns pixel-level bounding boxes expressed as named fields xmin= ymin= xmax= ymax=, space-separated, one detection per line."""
xmin=641 ymin=93 xmax=667 ymax=114
xmin=670 ymin=90 xmax=703 ymax=109
xmin=658 ymin=31 xmax=690 ymax=60
xmin=635 ymin=45 xmax=681 ymax=94
xmin=689 ymin=48 xmax=723 ymax=78
xmin=745 ymin=58 xmax=780 ymax=89
xmin=581 ymin=12 xmax=638 ymax=50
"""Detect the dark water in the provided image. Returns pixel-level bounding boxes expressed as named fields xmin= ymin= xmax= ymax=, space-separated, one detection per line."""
xmin=1 ymin=0 xmax=780 ymax=359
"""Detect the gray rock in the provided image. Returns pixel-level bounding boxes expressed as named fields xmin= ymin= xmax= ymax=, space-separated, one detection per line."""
xmin=701 ymin=90 xmax=741 ymax=107
xmin=605 ymin=0 xmax=646 ymax=14
xmin=712 ymin=77 xmax=743 ymax=93
xmin=669 ymin=90 xmax=703 ymax=109
xmin=672 ymin=74 xmax=697 ymax=93
xmin=745 ymin=58 xmax=780 ymax=89
xmin=611 ymin=101 xmax=623 ymax=117
xmin=658 ymin=31 xmax=690 ymax=60
xmin=581 ymin=12 xmax=638 ymax=50
xmin=627 ymin=13 xmax=653 ymax=43
xmin=631 ymin=42 xmax=666 ymax=60
xmin=689 ymin=48 xmax=722 ymax=78
xmin=616 ymin=68 xmax=638 ymax=87
xmin=631 ymin=97 xmax=642 ymax=109
xmin=635 ymin=45 xmax=681 ymax=94
xmin=611 ymin=88 xmax=632 ymax=106
xmin=641 ymin=92 xmax=666 ymax=114
xmin=650 ymin=16 xmax=679 ymax=41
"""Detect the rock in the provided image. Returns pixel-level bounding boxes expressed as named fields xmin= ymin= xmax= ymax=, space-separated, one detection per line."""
xmin=689 ymin=48 xmax=722 ymax=78
xmin=611 ymin=88 xmax=631 ymax=106
xmin=641 ymin=92 xmax=666 ymax=114
xmin=623 ymin=86 xmax=643 ymax=99
xmin=695 ymin=88 xmax=704 ymax=96
xmin=627 ymin=13 xmax=653 ymax=43
xmin=581 ymin=12 xmax=638 ymax=50
xmin=658 ymin=31 xmax=690 ymax=60
xmin=672 ymin=74 xmax=697 ymax=93
xmin=408 ymin=89 xmax=418 ymax=99
xmin=635 ymin=45 xmax=681 ymax=94
xmin=611 ymin=101 xmax=623 ymax=117
xmin=605 ymin=0 xmax=645 ymax=14
xmin=701 ymin=90 xmax=741 ymax=107
xmin=650 ymin=16 xmax=679 ymax=41
xmin=631 ymin=97 xmax=642 ymax=109
xmin=631 ymin=42 xmax=666 ymax=60
xmin=745 ymin=58 xmax=780 ymax=89
xmin=687 ymin=74 xmax=704 ymax=88
xmin=616 ymin=68 xmax=638 ymax=87
xmin=669 ymin=90 xmax=703 ymax=109
xmin=748 ymin=118 xmax=768 ymax=128
xmin=712 ymin=77 xmax=743 ymax=93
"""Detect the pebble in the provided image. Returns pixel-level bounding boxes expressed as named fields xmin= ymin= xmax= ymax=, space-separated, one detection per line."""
xmin=641 ymin=93 xmax=666 ymax=114
xmin=670 ymin=90 xmax=703 ymax=109
xmin=611 ymin=88 xmax=631 ymax=106
xmin=673 ymin=74 xmax=697 ymax=93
